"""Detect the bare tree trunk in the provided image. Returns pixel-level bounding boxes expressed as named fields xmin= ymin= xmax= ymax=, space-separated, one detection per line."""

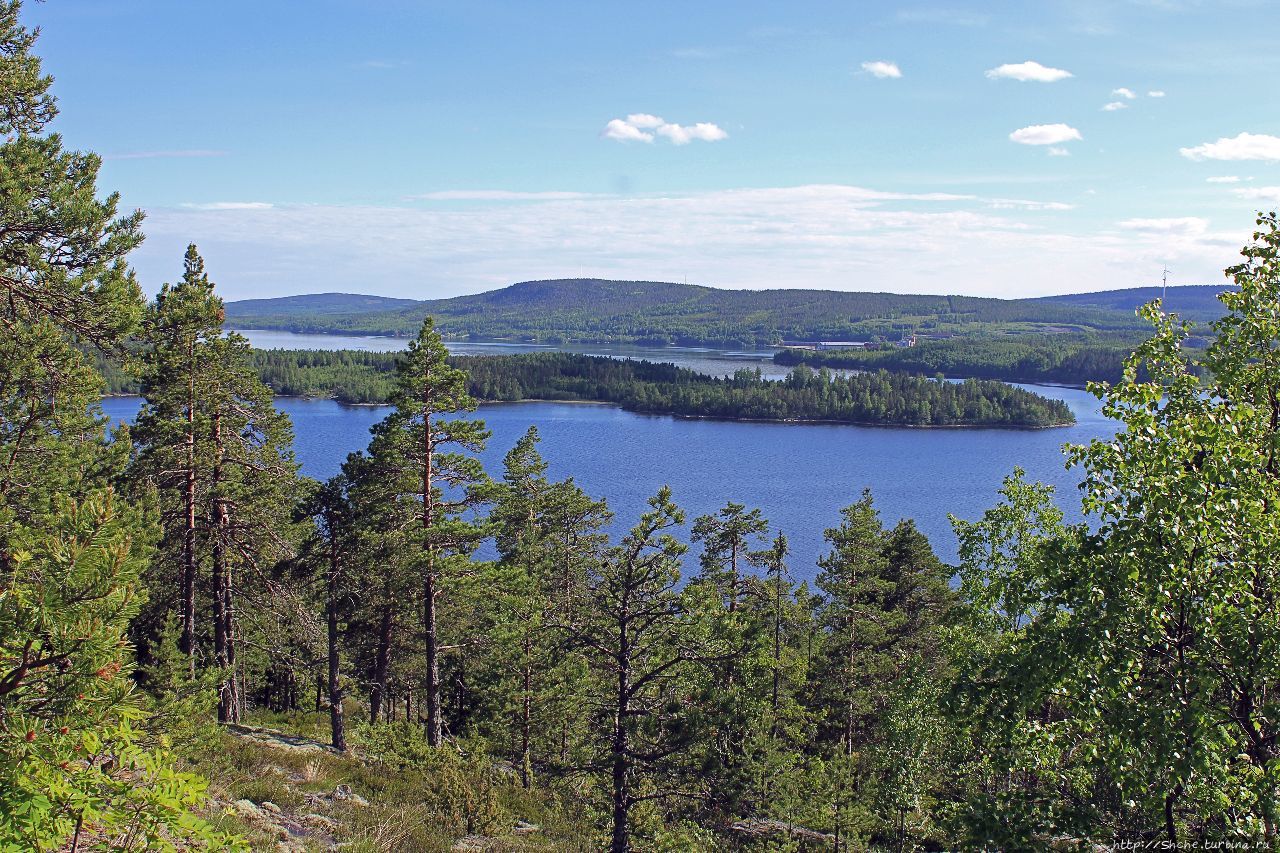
xmin=519 ymin=631 xmax=533 ymax=788
xmin=180 ymin=350 xmax=198 ymax=675
xmin=371 ymin=607 xmax=392 ymax=723
xmin=421 ymin=401 xmax=443 ymax=747
xmin=610 ymin=633 xmax=631 ymax=853
xmin=327 ymin=531 xmax=346 ymax=751
xmin=211 ymin=413 xmax=235 ymax=722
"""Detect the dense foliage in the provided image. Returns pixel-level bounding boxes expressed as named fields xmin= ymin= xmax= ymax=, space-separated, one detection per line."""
xmin=0 ymin=5 xmax=232 ymax=848
xmin=223 ymin=277 xmax=1190 ymax=346
xmin=775 ymin=333 xmax=1194 ymax=386
xmin=8 ymin=2 xmax=1280 ymax=849
xmin=140 ymin=348 xmax=1074 ymax=427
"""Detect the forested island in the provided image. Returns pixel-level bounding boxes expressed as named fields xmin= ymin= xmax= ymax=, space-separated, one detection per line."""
xmin=102 ymin=348 xmax=1076 ymax=427
xmin=7 ymin=6 xmax=1280 ymax=852
xmin=774 ymin=334 xmax=1166 ymax=386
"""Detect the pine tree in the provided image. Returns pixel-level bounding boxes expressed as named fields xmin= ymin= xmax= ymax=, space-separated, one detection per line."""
xmin=297 ymin=475 xmax=357 ymax=751
xmin=133 ymin=246 xmax=299 ymax=722
xmin=567 ymin=487 xmax=695 ymax=853
xmin=131 ymin=245 xmax=223 ymax=672
xmin=482 ymin=427 xmax=611 ymax=785
xmin=0 ymin=3 xmax=228 ymax=846
xmin=367 ymin=317 xmax=491 ymax=746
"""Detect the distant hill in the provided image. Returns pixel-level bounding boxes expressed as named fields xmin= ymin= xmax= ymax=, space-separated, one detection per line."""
xmin=223 ymin=278 xmax=1226 ymax=347
xmin=224 ymin=292 xmax=420 ymax=318
xmin=1036 ymin=284 xmax=1233 ymax=321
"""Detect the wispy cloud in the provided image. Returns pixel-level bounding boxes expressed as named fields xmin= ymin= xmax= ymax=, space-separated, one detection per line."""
xmin=987 ymin=199 xmax=1076 ymax=211
xmin=409 ymin=190 xmax=601 ymax=201
xmin=180 ymin=202 xmax=274 ymax=210
xmin=1048 ymin=147 xmax=1071 ymax=157
xmin=1009 ymin=124 xmax=1083 ymax=146
xmin=1117 ymin=217 xmax=1208 ymax=235
xmin=135 ymin=184 xmax=1240 ymax=302
xmin=602 ymin=114 xmax=728 ymax=145
xmin=107 ymin=149 xmax=227 ymax=160
xmin=1180 ymin=132 xmax=1280 ymax=161
xmin=860 ymin=60 xmax=902 ymax=79
xmin=985 ymin=61 xmax=1073 ymax=82
xmin=1148 ymin=90 xmax=1166 ymax=97
xmin=1112 ymin=87 xmax=1137 ymax=99
xmin=1102 ymin=101 xmax=1129 ymax=111
xmin=1234 ymin=186 xmax=1280 ymax=205
xmin=1206 ymin=176 xmax=1240 ymax=183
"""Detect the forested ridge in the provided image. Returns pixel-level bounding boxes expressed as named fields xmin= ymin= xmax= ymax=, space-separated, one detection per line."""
xmin=7 ymin=4 xmax=1280 ymax=851
xmin=223 ymin=277 xmax=1226 ymax=347
xmin=104 ymin=349 xmax=1076 ymax=427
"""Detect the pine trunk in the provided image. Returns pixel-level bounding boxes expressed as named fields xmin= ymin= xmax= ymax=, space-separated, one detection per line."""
xmin=371 ymin=606 xmax=392 ymax=723
xmin=327 ymin=531 xmax=346 ymax=751
xmin=180 ymin=350 xmax=197 ymax=675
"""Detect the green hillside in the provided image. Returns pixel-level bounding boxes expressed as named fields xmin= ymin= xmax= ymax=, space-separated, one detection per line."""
xmin=1035 ymin=284 xmax=1234 ymax=321
xmin=224 ymin=277 xmax=1186 ymax=346
xmin=224 ymin=292 xmax=421 ymax=318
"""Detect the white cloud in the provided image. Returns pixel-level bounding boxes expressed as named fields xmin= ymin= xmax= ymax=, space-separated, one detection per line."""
xmin=1234 ymin=186 xmax=1280 ymax=205
xmin=1102 ymin=101 xmax=1129 ymax=111
xmin=984 ymin=60 xmax=1073 ymax=82
xmin=410 ymin=190 xmax=601 ymax=201
xmin=625 ymin=113 xmax=665 ymax=129
xmin=603 ymin=114 xmax=728 ymax=145
xmin=1112 ymin=87 xmax=1137 ymax=99
xmin=860 ymin=60 xmax=902 ymax=79
xmin=180 ymin=202 xmax=274 ymax=210
xmin=1180 ymin=132 xmax=1280 ymax=162
xmin=1009 ymin=124 xmax=1083 ymax=146
xmin=1148 ymin=90 xmax=1166 ymax=97
xmin=656 ymin=122 xmax=729 ymax=144
xmin=1048 ymin=147 xmax=1071 ymax=157
xmin=1206 ymin=176 xmax=1240 ymax=183
xmin=602 ymin=119 xmax=654 ymax=143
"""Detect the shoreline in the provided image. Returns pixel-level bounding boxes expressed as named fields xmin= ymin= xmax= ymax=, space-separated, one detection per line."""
xmin=102 ymin=393 xmax=1072 ymax=429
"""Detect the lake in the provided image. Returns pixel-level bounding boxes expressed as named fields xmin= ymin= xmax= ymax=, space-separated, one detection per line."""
xmin=101 ymin=367 xmax=1113 ymax=578
xmin=232 ymin=329 xmax=796 ymax=380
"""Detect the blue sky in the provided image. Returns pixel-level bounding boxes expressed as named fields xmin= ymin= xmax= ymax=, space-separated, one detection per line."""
xmin=23 ymin=0 xmax=1280 ymax=300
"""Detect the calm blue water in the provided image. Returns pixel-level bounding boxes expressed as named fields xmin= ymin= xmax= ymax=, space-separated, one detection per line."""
xmin=231 ymin=329 xmax=792 ymax=380
xmin=101 ymin=383 xmax=1113 ymax=578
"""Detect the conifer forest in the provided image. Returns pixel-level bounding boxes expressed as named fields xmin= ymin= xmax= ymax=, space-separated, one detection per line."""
xmin=3 ymin=3 xmax=1280 ymax=850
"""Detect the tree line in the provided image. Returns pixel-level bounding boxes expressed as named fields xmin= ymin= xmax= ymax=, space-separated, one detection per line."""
xmin=222 ymin=277 xmax=1159 ymax=348
xmin=106 ymin=346 xmax=1077 ymax=428
xmin=773 ymin=333 xmax=1209 ymax=386
xmin=5 ymin=4 xmax=1280 ymax=848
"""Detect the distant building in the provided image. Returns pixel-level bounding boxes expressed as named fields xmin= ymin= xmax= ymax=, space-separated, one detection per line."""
xmin=894 ymin=334 xmax=916 ymax=348
xmin=815 ymin=341 xmax=869 ymax=351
